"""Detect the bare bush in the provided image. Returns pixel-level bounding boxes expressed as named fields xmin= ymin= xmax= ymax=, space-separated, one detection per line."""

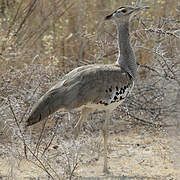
xmin=0 ymin=0 xmax=179 ymax=179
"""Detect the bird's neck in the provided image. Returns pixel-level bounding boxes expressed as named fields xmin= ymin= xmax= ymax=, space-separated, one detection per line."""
xmin=116 ymin=22 xmax=136 ymax=79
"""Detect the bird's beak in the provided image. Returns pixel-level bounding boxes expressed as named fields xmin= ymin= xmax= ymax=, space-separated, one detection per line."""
xmin=134 ymin=6 xmax=150 ymax=12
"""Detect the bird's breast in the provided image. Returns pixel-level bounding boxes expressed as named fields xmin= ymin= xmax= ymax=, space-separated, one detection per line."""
xmin=96 ymin=81 xmax=134 ymax=107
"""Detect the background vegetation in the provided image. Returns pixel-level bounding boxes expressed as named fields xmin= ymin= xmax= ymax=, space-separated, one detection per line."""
xmin=0 ymin=0 xmax=179 ymax=179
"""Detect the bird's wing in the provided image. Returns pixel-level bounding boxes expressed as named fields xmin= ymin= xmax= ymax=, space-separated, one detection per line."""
xmin=60 ymin=64 xmax=133 ymax=109
xmin=26 ymin=64 xmax=132 ymax=126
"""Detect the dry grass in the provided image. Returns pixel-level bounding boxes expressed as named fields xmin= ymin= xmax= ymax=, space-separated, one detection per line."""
xmin=0 ymin=0 xmax=180 ymax=179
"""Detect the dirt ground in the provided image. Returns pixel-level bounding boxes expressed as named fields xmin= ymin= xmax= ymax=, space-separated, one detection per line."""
xmin=75 ymin=125 xmax=178 ymax=180
xmin=0 ymin=118 xmax=179 ymax=180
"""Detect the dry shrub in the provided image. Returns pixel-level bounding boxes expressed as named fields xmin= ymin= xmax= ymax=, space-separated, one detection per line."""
xmin=0 ymin=0 xmax=179 ymax=179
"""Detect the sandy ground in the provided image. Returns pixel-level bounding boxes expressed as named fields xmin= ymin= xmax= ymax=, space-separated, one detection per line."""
xmin=0 ymin=119 xmax=179 ymax=180
xmin=75 ymin=126 xmax=178 ymax=180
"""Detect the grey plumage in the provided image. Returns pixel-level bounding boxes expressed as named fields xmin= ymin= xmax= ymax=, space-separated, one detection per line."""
xmin=27 ymin=64 xmax=132 ymax=126
xmin=25 ymin=5 xmax=149 ymax=173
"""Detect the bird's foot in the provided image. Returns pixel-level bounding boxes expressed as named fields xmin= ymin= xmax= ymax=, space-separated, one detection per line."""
xmin=74 ymin=125 xmax=80 ymax=139
xmin=103 ymin=166 xmax=110 ymax=174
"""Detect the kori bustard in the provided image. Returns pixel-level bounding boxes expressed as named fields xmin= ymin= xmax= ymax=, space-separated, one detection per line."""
xmin=25 ymin=6 xmax=149 ymax=173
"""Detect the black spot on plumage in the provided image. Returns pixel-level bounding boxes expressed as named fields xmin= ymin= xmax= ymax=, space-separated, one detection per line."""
xmin=109 ymin=88 xmax=112 ymax=92
xmin=114 ymin=96 xmax=118 ymax=101
xmin=116 ymin=91 xmax=119 ymax=95
xmin=120 ymin=96 xmax=123 ymax=100
xmin=116 ymin=86 xmax=118 ymax=91
xmin=99 ymin=100 xmax=103 ymax=104
xmin=111 ymin=100 xmax=115 ymax=103
xmin=105 ymin=90 xmax=108 ymax=93
xmin=104 ymin=103 xmax=108 ymax=106
xmin=121 ymin=88 xmax=125 ymax=94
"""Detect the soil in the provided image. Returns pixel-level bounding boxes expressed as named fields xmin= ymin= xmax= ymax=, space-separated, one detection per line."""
xmin=0 ymin=119 xmax=179 ymax=180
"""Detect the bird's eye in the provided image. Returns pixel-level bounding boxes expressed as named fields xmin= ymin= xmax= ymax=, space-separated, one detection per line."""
xmin=121 ymin=9 xmax=127 ymax=13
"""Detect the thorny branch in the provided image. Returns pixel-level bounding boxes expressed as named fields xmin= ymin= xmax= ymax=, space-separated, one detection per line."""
xmin=0 ymin=1 xmax=179 ymax=178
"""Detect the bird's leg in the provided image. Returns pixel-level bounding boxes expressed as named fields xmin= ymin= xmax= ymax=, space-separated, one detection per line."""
xmin=74 ymin=107 xmax=92 ymax=139
xmin=102 ymin=109 xmax=111 ymax=174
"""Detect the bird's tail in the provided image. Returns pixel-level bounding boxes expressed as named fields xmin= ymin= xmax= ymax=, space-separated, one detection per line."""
xmin=25 ymin=89 xmax=64 ymax=127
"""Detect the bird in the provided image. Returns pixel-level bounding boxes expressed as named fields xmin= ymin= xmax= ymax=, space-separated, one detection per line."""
xmin=25 ymin=5 xmax=149 ymax=174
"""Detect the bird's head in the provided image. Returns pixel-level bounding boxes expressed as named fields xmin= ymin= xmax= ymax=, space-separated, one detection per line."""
xmin=105 ymin=6 xmax=149 ymax=23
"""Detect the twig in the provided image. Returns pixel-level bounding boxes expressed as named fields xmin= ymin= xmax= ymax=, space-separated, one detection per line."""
xmin=29 ymin=2 xmax=75 ymax=47
xmin=6 ymin=0 xmax=23 ymax=37
xmin=145 ymin=27 xmax=180 ymax=39
xmin=41 ymin=119 xmax=59 ymax=156
xmin=34 ymin=117 xmax=48 ymax=157
xmin=19 ymin=134 xmax=57 ymax=179
xmin=7 ymin=96 xmax=28 ymax=158
xmin=15 ymin=0 xmax=38 ymax=35
xmin=7 ymin=97 xmax=57 ymax=179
